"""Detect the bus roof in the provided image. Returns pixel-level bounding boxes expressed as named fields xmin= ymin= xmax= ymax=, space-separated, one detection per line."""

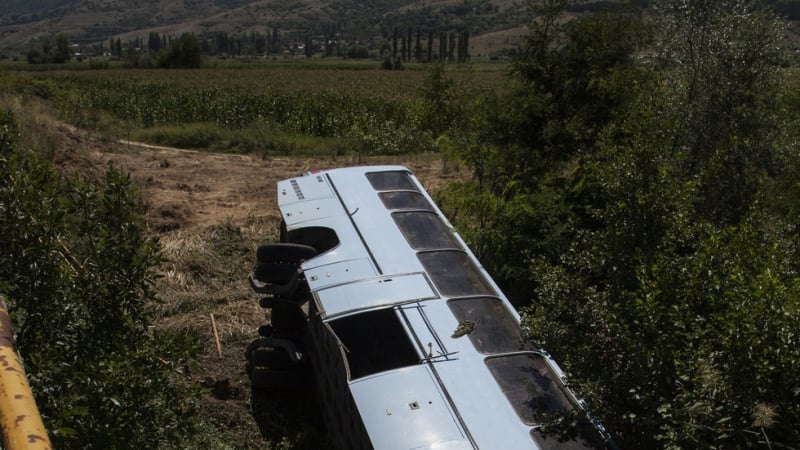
xmin=278 ymin=166 xmax=614 ymax=450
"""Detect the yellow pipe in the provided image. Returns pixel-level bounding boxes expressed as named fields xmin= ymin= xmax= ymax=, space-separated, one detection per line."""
xmin=0 ymin=296 xmax=52 ymax=450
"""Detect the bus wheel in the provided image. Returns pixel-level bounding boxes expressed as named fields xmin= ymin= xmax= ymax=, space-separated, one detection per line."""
xmin=252 ymin=262 xmax=298 ymax=285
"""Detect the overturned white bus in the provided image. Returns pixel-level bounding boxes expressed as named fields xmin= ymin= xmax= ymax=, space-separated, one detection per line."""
xmin=245 ymin=166 xmax=618 ymax=450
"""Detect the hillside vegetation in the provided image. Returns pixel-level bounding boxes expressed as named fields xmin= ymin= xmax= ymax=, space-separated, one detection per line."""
xmin=1 ymin=0 xmax=800 ymax=449
xmin=0 ymin=0 xmax=531 ymax=58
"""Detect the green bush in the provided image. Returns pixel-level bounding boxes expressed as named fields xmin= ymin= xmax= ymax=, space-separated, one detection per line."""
xmin=131 ymin=122 xmax=224 ymax=149
xmin=439 ymin=2 xmax=800 ymax=448
xmin=158 ymin=33 xmax=203 ymax=69
xmin=0 ymin=110 xmax=200 ymax=449
xmin=27 ymin=34 xmax=71 ymax=64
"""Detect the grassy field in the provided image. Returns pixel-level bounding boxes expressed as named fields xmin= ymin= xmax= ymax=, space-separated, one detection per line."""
xmin=1 ymin=58 xmax=507 ymax=156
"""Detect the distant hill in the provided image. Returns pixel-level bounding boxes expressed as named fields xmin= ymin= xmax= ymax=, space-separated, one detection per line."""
xmin=0 ymin=0 xmax=539 ymax=58
xmin=4 ymin=1 xmax=798 ymax=61
xmin=2 ymin=0 xmax=71 ymax=17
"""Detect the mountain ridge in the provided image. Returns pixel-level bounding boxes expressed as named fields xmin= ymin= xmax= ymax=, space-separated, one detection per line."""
xmin=0 ymin=0 xmax=529 ymax=57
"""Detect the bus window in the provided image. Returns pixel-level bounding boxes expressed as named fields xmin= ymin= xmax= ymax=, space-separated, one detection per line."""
xmin=366 ymin=171 xmax=418 ymax=191
xmin=393 ymin=211 xmax=460 ymax=250
xmin=418 ymin=251 xmax=496 ymax=297
xmin=486 ymin=354 xmax=608 ymax=449
xmin=448 ymin=297 xmax=524 ymax=354
xmin=378 ymin=191 xmax=433 ymax=211
xmin=328 ymin=308 xmax=420 ymax=380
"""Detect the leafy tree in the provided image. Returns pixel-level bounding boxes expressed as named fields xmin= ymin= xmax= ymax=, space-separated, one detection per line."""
xmin=393 ymin=27 xmax=399 ymax=58
xmin=440 ymin=0 xmax=800 ymax=448
xmin=652 ymin=0 xmax=784 ymax=226
xmin=419 ymin=64 xmax=461 ymax=137
xmin=346 ymin=45 xmax=370 ymax=59
xmin=54 ymin=34 xmax=71 ymax=62
xmin=148 ymin=32 xmax=162 ymax=53
xmin=27 ymin=34 xmax=71 ymax=64
xmin=415 ymin=28 xmax=422 ymax=62
xmin=158 ymin=33 xmax=203 ymax=68
xmin=457 ymin=30 xmax=469 ymax=63
xmin=427 ymin=31 xmax=434 ymax=62
xmin=440 ymin=1 xmax=651 ymax=300
xmin=0 ymin=110 xmax=200 ymax=449
xmin=439 ymin=32 xmax=447 ymax=62
xmin=26 ymin=45 xmax=46 ymax=64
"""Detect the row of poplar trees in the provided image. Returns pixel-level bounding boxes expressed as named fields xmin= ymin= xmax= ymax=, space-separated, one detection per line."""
xmin=392 ymin=27 xmax=469 ymax=63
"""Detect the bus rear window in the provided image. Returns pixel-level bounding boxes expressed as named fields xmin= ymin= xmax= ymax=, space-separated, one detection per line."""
xmin=328 ymin=308 xmax=420 ymax=380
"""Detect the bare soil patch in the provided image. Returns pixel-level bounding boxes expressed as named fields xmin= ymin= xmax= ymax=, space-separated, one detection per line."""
xmin=104 ymin=139 xmax=454 ymax=233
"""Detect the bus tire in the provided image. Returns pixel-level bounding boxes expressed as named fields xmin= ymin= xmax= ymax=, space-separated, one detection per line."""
xmin=252 ymin=262 xmax=298 ymax=285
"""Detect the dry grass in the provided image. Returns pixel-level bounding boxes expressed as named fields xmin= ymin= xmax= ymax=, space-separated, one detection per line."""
xmin=470 ymin=25 xmax=530 ymax=58
xmin=150 ymin=222 xmax=288 ymax=448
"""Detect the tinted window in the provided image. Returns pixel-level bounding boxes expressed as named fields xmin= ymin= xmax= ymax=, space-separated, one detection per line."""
xmin=379 ymin=191 xmax=433 ymax=210
xmin=448 ymin=297 xmax=523 ymax=354
xmin=418 ymin=251 xmax=496 ymax=297
xmin=393 ymin=211 xmax=460 ymax=250
xmin=366 ymin=171 xmax=418 ymax=191
xmin=486 ymin=354 xmax=608 ymax=449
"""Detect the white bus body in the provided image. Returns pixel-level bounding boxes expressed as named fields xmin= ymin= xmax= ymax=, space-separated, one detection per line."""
xmin=246 ymin=166 xmax=617 ymax=450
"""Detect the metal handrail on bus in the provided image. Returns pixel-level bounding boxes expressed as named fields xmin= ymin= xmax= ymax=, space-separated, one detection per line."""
xmin=0 ymin=296 xmax=52 ymax=450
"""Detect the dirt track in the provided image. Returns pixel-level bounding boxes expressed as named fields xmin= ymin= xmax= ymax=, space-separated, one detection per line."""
xmin=99 ymin=140 xmax=452 ymax=233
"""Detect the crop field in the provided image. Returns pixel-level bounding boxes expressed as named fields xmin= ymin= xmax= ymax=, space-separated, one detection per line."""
xmin=1 ymin=60 xmax=506 ymax=156
xmin=0 ymin=58 xmax=513 ymax=162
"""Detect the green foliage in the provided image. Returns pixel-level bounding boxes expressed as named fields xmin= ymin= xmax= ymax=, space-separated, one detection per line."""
xmin=158 ymin=33 xmax=204 ymax=69
xmin=344 ymin=104 xmax=434 ymax=155
xmin=438 ymin=2 xmax=652 ymax=297
xmin=419 ymin=64 xmax=462 ymax=137
xmin=2 ymin=63 xmax=499 ymax=157
xmin=0 ymin=109 xmax=18 ymax=149
xmin=0 ymin=111 xmax=200 ymax=448
xmin=130 ymin=122 xmax=339 ymax=155
xmin=653 ymin=0 xmax=784 ymax=225
xmin=381 ymin=55 xmax=404 ymax=70
xmin=27 ymin=34 xmax=71 ymax=64
xmin=59 ymin=75 xmax=405 ymax=134
xmin=29 ymin=70 xmax=436 ymax=156
xmin=523 ymin=212 xmax=800 ymax=448
xmin=346 ymin=45 xmax=370 ymax=59
xmin=131 ymin=122 xmax=226 ymax=150
xmin=440 ymin=1 xmax=800 ymax=448
xmin=501 ymin=2 xmax=651 ymax=183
